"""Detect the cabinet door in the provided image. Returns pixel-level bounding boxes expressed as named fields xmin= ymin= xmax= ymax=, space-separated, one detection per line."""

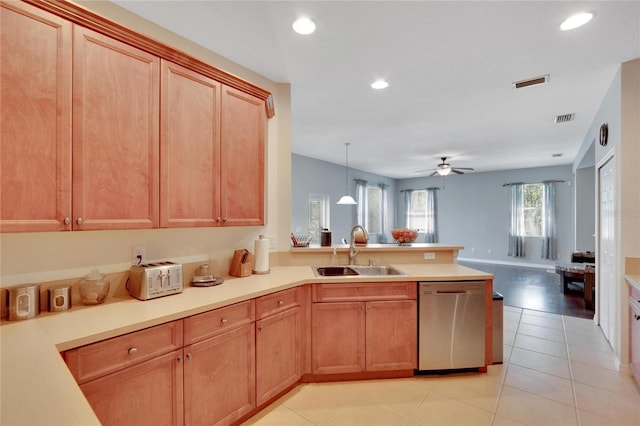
xmin=0 ymin=2 xmax=72 ymax=232
xmin=220 ymin=85 xmax=265 ymax=226
xmin=365 ymin=300 xmax=417 ymax=371
xmin=630 ymin=298 xmax=640 ymax=382
xmin=73 ymin=26 xmax=160 ymax=230
xmin=256 ymin=307 xmax=301 ymax=405
xmin=160 ymin=60 xmax=221 ymax=228
xmin=80 ymin=350 xmax=183 ymax=426
xmin=311 ymin=302 xmax=366 ymax=374
xmin=184 ymin=324 xmax=255 ymax=425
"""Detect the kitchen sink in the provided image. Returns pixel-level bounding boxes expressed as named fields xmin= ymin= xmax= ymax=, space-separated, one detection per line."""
xmin=312 ymin=265 xmax=407 ymax=277
xmin=313 ymin=266 xmax=358 ymax=277
xmin=351 ymin=265 xmax=407 ymax=276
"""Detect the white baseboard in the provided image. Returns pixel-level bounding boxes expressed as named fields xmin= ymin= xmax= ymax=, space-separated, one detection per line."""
xmin=457 ymin=257 xmax=556 ymax=271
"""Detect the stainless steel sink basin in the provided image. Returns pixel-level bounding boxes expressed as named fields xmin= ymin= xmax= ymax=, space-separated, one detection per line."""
xmin=311 ymin=265 xmax=407 ymax=277
xmin=351 ymin=265 xmax=407 ymax=276
xmin=313 ymin=266 xmax=358 ymax=277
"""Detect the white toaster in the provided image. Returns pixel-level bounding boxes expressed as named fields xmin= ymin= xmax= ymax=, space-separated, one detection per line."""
xmin=128 ymin=261 xmax=183 ymax=300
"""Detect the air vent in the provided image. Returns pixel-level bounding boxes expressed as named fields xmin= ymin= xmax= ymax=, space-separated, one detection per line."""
xmin=555 ymin=113 xmax=575 ymax=123
xmin=513 ymin=74 xmax=549 ymax=89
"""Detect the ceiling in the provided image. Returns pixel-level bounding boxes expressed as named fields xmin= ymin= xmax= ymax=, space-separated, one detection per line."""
xmin=112 ymin=1 xmax=640 ymax=179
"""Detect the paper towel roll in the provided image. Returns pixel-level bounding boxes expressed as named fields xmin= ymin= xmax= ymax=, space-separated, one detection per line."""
xmin=253 ymin=235 xmax=270 ymax=274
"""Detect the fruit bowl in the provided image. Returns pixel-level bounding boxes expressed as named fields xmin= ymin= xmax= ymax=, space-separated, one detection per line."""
xmin=391 ymin=228 xmax=418 ymax=245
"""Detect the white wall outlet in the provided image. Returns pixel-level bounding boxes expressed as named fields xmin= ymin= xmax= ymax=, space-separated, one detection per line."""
xmin=470 ymin=247 xmax=475 ymax=253
xmin=423 ymin=252 xmax=436 ymax=260
xmin=487 ymin=249 xmax=492 ymax=254
xmin=133 ymin=245 xmax=146 ymax=264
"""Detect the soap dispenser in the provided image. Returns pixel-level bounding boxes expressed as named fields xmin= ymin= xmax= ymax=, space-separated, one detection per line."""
xmin=331 ymin=248 xmax=338 ymax=266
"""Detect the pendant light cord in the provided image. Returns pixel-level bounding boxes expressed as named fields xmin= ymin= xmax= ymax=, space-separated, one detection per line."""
xmin=345 ymin=142 xmax=350 ymax=194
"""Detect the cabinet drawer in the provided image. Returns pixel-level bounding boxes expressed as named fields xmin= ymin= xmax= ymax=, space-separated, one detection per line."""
xmin=65 ymin=320 xmax=183 ymax=384
xmin=313 ymin=282 xmax=416 ymax=302
xmin=256 ymin=287 xmax=300 ymax=320
xmin=184 ymin=300 xmax=255 ymax=344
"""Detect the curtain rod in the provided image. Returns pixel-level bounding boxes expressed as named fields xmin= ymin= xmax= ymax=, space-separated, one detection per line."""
xmin=399 ymin=187 xmax=441 ymax=192
xmin=502 ymin=180 xmax=565 ymax=187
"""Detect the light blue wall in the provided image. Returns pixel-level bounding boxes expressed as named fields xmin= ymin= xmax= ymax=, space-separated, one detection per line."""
xmin=291 ymin=154 xmax=397 ymax=244
xmin=292 ymin=154 xmax=574 ymax=265
xmin=397 ymin=166 xmax=574 ymax=265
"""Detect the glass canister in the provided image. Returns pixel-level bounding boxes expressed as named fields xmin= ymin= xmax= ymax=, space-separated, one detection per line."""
xmin=79 ymin=269 xmax=110 ymax=305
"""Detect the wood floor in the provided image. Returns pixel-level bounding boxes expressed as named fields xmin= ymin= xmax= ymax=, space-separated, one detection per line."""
xmin=459 ymin=261 xmax=594 ymax=319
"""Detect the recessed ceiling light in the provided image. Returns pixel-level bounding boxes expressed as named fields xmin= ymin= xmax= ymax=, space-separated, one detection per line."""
xmin=560 ymin=12 xmax=593 ymax=31
xmin=552 ymin=153 xmax=563 ymax=158
xmin=292 ymin=17 xmax=316 ymax=35
xmin=371 ymin=79 xmax=389 ymax=90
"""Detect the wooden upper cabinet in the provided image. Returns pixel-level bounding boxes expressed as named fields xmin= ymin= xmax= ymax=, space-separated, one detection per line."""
xmin=0 ymin=1 xmax=72 ymax=232
xmin=221 ymin=86 xmax=266 ymax=227
xmin=161 ymin=60 xmax=221 ymax=228
xmin=72 ymin=26 xmax=160 ymax=230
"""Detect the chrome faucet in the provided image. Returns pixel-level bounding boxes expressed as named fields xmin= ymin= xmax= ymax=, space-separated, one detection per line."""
xmin=349 ymin=225 xmax=368 ymax=265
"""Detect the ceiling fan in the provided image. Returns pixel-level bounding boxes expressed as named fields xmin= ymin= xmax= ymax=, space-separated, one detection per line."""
xmin=414 ymin=157 xmax=474 ymax=177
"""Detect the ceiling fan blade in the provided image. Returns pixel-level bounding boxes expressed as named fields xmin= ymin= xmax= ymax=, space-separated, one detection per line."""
xmin=428 ymin=171 xmax=438 ymax=177
xmin=454 ymin=167 xmax=474 ymax=171
xmin=413 ymin=168 xmax=435 ymax=174
xmin=450 ymin=169 xmax=464 ymax=175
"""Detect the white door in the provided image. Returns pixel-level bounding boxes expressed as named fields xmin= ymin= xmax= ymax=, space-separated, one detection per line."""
xmin=598 ymin=157 xmax=615 ymax=343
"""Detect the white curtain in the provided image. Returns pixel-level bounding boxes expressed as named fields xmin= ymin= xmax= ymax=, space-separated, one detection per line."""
xmin=508 ymin=183 xmax=526 ymax=257
xmin=424 ymin=188 xmax=438 ymax=243
xmin=355 ymin=179 xmax=367 ymax=225
xmin=404 ymin=189 xmax=414 ymax=228
xmin=541 ymin=181 xmax=558 ymax=260
xmin=378 ymin=183 xmax=389 ymax=243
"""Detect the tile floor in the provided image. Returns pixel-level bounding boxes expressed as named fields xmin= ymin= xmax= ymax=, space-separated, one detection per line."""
xmin=243 ymin=307 xmax=640 ymax=426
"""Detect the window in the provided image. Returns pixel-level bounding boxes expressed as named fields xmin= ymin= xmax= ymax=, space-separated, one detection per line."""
xmin=308 ymin=194 xmax=330 ymax=244
xmin=365 ymin=186 xmax=382 ymax=234
xmin=523 ymin=183 xmax=543 ymax=236
xmin=407 ymin=190 xmax=428 ymax=231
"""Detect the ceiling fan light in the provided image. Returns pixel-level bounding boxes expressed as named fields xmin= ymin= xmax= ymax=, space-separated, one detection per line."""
xmin=437 ymin=165 xmax=452 ymax=176
xmin=337 ymin=195 xmax=357 ymax=205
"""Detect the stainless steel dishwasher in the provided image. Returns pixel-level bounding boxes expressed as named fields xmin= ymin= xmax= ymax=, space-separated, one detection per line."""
xmin=418 ymin=281 xmax=486 ymax=370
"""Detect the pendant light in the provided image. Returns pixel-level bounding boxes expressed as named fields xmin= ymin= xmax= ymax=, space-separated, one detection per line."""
xmin=337 ymin=142 xmax=357 ymax=205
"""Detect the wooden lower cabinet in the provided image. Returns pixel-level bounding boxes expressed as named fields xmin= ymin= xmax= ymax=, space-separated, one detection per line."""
xmin=80 ymin=350 xmax=184 ymax=426
xmin=256 ymin=306 xmax=302 ymax=405
xmin=366 ymin=300 xmax=417 ymax=371
xmin=184 ymin=323 xmax=255 ymax=426
xmin=312 ymin=302 xmax=366 ymax=374
xmin=312 ymin=298 xmax=417 ymax=375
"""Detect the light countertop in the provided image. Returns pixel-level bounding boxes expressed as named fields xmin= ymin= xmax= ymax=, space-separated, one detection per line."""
xmin=626 ymin=274 xmax=640 ymax=292
xmin=0 ymin=263 xmax=492 ymax=425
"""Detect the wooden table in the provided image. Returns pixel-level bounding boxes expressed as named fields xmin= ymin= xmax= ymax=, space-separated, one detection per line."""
xmin=555 ymin=263 xmax=595 ymax=310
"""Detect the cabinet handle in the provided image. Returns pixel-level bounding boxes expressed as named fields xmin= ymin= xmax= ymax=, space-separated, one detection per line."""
xmin=635 ymin=314 xmax=640 ymax=321
xmin=367 ymin=305 xmax=371 ymax=311
xmin=128 ymin=347 xmax=138 ymax=355
xmin=278 ymin=300 xmax=284 ymax=306
xmin=221 ymin=318 xmax=228 ymax=324
xmin=186 ymin=353 xmax=192 ymax=360
xmin=177 ymin=356 xmax=183 ymax=363
xmin=222 ymin=217 xmax=228 ymax=223
xmin=258 ymin=326 xmax=263 ymax=332
xmin=76 ymin=217 xmax=84 ymax=225
xmin=64 ymin=217 xmax=71 ymax=225
xmin=216 ymin=217 xmax=222 ymax=222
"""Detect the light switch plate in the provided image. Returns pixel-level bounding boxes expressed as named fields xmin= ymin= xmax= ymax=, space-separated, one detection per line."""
xmin=423 ymin=252 xmax=436 ymax=260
